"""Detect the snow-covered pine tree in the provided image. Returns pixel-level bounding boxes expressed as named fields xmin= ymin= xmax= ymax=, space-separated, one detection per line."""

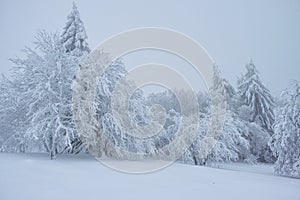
xmin=269 ymin=82 xmax=300 ymax=177
xmin=237 ymin=60 xmax=275 ymax=162
xmin=61 ymin=2 xmax=90 ymax=56
xmin=237 ymin=60 xmax=275 ymax=132
xmin=60 ymin=2 xmax=91 ymax=153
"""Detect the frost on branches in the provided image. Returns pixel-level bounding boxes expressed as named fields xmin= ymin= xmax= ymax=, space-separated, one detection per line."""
xmin=238 ymin=60 xmax=275 ymax=162
xmin=95 ymin=63 xmax=183 ymax=159
xmin=9 ymin=31 xmax=80 ymax=159
xmin=0 ymin=3 xmax=91 ymax=158
xmin=238 ymin=60 xmax=275 ymax=132
xmin=0 ymin=2 xmax=298 ymax=176
xmin=207 ymin=65 xmax=250 ymax=163
xmin=180 ymin=66 xmax=250 ymax=165
xmin=0 ymin=76 xmax=28 ymax=152
xmin=61 ymin=2 xmax=90 ymax=57
xmin=270 ymin=82 xmax=300 ymax=177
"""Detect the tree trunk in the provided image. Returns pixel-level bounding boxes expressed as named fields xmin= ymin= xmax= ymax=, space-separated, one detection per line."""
xmin=50 ymin=149 xmax=56 ymax=160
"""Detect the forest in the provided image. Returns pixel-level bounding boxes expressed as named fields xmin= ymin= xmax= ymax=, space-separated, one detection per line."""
xmin=0 ymin=2 xmax=299 ymax=178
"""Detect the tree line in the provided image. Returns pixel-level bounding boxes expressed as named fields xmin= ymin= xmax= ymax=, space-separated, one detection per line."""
xmin=0 ymin=3 xmax=299 ymax=177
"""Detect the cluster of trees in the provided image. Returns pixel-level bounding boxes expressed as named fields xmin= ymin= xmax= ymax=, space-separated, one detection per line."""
xmin=0 ymin=3 xmax=299 ymax=177
xmin=0 ymin=3 xmax=89 ymax=159
xmin=180 ymin=63 xmax=273 ymax=165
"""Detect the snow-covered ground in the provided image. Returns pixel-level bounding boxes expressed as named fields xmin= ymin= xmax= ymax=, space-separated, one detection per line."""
xmin=0 ymin=153 xmax=299 ymax=200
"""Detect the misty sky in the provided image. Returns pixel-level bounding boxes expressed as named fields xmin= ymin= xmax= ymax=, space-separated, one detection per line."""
xmin=0 ymin=0 xmax=299 ymax=95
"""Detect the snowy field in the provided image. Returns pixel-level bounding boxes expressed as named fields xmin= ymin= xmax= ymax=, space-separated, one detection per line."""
xmin=0 ymin=153 xmax=299 ymax=200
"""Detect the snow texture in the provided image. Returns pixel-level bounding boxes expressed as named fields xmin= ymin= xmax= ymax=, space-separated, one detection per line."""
xmin=0 ymin=153 xmax=299 ymax=200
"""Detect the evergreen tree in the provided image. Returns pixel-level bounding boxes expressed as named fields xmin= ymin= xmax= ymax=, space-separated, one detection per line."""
xmin=237 ymin=60 xmax=275 ymax=132
xmin=61 ymin=2 xmax=91 ymax=153
xmin=237 ymin=60 xmax=275 ymax=162
xmin=61 ymin=2 xmax=90 ymax=56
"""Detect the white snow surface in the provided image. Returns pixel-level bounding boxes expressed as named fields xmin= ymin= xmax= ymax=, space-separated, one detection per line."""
xmin=0 ymin=153 xmax=299 ymax=200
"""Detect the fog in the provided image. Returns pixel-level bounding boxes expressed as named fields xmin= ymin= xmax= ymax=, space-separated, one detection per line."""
xmin=1 ymin=0 xmax=299 ymax=95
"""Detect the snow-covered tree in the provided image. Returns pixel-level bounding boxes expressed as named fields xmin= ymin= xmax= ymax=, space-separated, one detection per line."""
xmin=95 ymin=60 xmax=143 ymax=157
xmin=61 ymin=2 xmax=90 ymax=56
xmin=129 ymin=88 xmax=150 ymax=126
xmin=0 ymin=3 xmax=89 ymax=157
xmin=179 ymin=112 xmax=210 ymax=165
xmin=237 ymin=60 xmax=275 ymax=132
xmin=197 ymin=91 xmax=210 ymax=115
xmin=206 ymin=65 xmax=251 ymax=163
xmin=269 ymin=82 xmax=300 ymax=177
xmin=10 ymin=31 xmax=79 ymax=159
xmin=0 ymin=76 xmax=28 ymax=152
xmin=60 ymin=3 xmax=91 ymax=153
xmin=180 ymin=65 xmax=249 ymax=165
xmin=237 ymin=60 xmax=275 ymax=162
xmin=146 ymin=90 xmax=180 ymax=113
xmin=95 ymin=60 xmax=127 ymax=117
xmin=94 ymin=62 xmax=188 ymax=159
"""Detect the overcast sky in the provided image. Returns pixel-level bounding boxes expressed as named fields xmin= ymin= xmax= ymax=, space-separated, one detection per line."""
xmin=0 ymin=0 xmax=299 ymax=95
